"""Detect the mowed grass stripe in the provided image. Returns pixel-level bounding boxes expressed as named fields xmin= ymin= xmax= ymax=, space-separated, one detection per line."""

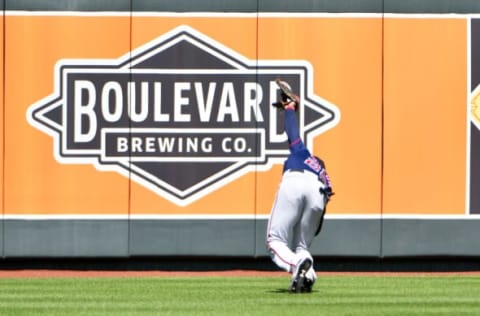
xmin=0 ymin=276 xmax=479 ymax=315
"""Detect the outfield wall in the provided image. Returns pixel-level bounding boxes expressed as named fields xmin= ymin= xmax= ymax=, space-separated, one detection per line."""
xmin=2 ymin=0 xmax=480 ymax=258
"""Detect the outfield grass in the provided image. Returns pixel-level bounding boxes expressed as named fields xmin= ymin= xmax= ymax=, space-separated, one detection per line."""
xmin=0 ymin=275 xmax=479 ymax=315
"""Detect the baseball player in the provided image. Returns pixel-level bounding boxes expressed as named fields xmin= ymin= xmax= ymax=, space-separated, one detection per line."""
xmin=266 ymin=80 xmax=334 ymax=293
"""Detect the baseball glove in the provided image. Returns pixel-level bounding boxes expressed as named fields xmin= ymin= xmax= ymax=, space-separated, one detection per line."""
xmin=271 ymin=78 xmax=300 ymax=110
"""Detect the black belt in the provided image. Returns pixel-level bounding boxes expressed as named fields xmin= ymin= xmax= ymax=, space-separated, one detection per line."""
xmin=286 ymin=169 xmax=304 ymax=173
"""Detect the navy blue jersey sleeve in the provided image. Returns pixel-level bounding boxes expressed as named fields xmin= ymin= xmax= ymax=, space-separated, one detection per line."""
xmin=285 ymin=109 xmax=307 ymax=153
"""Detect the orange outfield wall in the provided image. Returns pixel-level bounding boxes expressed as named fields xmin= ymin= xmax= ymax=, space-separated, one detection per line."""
xmin=3 ymin=14 xmax=468 ymax=217
xmin=383 ymin=18 xmax=467 ymax=215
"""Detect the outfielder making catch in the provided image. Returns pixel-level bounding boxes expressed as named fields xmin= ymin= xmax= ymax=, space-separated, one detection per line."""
xmin=266 ymin=79 xmax=334 ymax=293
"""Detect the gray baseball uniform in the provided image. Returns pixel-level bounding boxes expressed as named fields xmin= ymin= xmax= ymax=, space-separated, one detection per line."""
xmin=266 ymin=107 xmax=332 ymax=277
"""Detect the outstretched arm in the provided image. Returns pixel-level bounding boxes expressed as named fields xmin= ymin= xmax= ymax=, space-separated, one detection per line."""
xmin=284 ymin=107 xmax=306 ymax=153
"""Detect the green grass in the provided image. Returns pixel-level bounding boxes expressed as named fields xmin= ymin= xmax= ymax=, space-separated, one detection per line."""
xmin=0 ymin=275 xmax=479 ymax=315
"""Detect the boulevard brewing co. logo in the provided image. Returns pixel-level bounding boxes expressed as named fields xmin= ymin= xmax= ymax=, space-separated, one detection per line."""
xmin=27 ymin=25 xmax=340 ymax=206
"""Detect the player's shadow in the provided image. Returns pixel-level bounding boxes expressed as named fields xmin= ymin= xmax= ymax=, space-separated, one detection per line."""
xmin=269 ymin=288 xmax=290 ymax=294
xmin=269 ymin=288 xmax=315 ymax=294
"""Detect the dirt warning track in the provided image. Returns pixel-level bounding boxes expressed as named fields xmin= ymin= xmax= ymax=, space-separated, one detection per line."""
xmin=0 ymin=270 xmax=479 ymax=278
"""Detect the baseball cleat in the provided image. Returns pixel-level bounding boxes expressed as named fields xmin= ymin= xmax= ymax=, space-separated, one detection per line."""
xmin=302 ymin=278 xmax=314 ymax=293
xmin=289 ymin=258 xmax=312 ymax=293
xmin=302 ymin=266 xmax=316 ymax=293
